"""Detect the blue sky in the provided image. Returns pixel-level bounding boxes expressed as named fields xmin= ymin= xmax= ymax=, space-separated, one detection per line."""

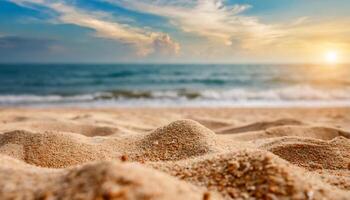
xmin=1 ymin=0 xmax=350 ymax=63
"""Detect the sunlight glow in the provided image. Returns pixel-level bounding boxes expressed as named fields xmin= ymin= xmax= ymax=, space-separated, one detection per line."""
xmin=325 ymin=51 xmax=338 ymax=64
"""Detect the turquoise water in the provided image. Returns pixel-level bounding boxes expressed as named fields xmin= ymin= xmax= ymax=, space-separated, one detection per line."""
xmin=0 ymin=63 xmax=349 ymax=107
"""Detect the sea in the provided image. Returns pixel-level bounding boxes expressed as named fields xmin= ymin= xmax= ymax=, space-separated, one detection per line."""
xmin=0 ymin=63 xmax=349 ymax=107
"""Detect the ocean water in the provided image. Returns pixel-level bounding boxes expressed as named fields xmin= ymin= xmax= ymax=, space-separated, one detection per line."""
xmin=0 ymin=63 xmax=350 ymax=107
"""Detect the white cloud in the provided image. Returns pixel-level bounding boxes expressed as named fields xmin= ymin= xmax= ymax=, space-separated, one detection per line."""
xmin=105 ymin=0 xmax=350 ymax=62
xmin=108 ymin=0 xmax=283 ymax=49
xmin=9 ymin=0 xmax=180 ymax=56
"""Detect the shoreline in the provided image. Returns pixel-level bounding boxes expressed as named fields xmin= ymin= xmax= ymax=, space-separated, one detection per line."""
xmin=1 ymin=105 xmax=350 ymax=110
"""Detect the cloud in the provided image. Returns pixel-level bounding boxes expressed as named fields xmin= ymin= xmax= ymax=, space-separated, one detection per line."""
xmin=9 ymin=0 xmax=180 ymax=56
xmin=272 ymin=18 xmax=350 ymax=59
xmin=107 ymin=0 xmax=283 ymax=49
xmin=152 ymin=33 xmax=180 ymax=55
xmin=106 ymin=1 xmax=350 ymax=56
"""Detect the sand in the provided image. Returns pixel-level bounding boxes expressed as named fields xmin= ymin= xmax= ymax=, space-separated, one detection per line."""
xmin=0 ymin=107 xmax=349 ymax=199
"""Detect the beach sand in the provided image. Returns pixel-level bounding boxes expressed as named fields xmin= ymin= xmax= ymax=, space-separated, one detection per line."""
xmin=0 ymin=107 xmax=349 ymax=199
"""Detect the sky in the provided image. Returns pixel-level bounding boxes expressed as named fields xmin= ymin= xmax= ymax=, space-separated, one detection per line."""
xmin=0 ymin=0 xmax=350 ymax=63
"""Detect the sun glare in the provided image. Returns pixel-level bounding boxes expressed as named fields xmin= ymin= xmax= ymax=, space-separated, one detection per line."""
xmin=325 ymin=51 xmax=338 ymax=64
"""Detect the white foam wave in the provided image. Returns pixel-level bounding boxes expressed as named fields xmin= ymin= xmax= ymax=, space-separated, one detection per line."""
xmin=200 ymin=85 xmax=350 ymax=101
xmin=0 ymin=94 xmax=96 ymax=105
xmin=1 ymin=85 xmax=350 ymax=107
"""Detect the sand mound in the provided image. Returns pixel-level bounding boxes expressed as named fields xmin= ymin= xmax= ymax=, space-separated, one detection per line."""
xmin=0 ymin=155 xmax=217 ymax=200
xmin=313 ymin=169 xmax=350 ymax=190
xmin=261 ymin=136 xmax=350 ymax=170
xmin=265 ymin=126 xmax=350 ymax=140
xmin=226 ymin=125 xmax=350 ymax=142
xmin=3 ymin=120 xmax=119 ymax=136
xmin=216 ymin=118 xmax=304 ymax=134
xmin=187 ymin=116 xmax=233 ymax=130
xmin=0 ymin=130 xmax=121 ymax=168
xmin=0 ymin=120 xmax=221 ymax=167
xmin=133 ymin=119 xmax=219 ymax=161
xmin=152 ymin=150 xmax=350 ymax=199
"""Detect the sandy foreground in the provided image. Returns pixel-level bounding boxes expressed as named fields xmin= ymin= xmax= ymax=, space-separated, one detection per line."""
xmin=0 ymin=107 xmax=349 ymax=200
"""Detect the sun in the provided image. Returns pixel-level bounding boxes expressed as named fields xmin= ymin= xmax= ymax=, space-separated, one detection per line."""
xmin=325 ymin=51 xmax=338 ymax=64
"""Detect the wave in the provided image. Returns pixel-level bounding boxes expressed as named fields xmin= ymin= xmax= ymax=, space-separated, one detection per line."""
xmin=0 ymin=94 xmax=96 ymax=105
xmin=1 ymin=85 xmax=350 ymax=106
xmin=268 ymin=77 xmax=350 ymax=87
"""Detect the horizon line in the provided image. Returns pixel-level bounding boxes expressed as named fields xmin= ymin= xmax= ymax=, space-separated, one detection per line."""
xmin=0 ymin=62 xmax=349 ymax=65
